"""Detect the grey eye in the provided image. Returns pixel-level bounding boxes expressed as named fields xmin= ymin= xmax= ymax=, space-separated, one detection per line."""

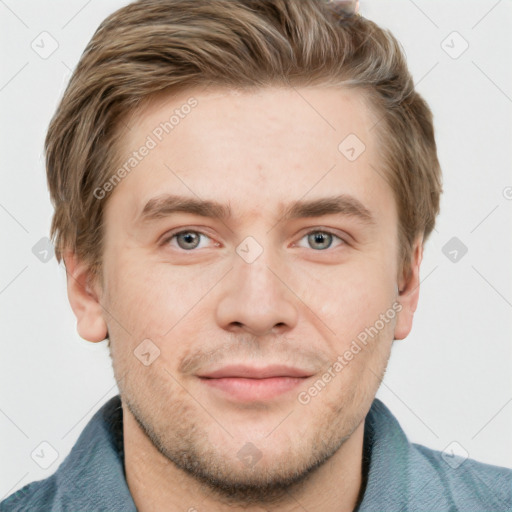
xmin=307 ymin=231 xmax=334 ymax=250
xmin=175 ymin=231 xmax=202 ymax=250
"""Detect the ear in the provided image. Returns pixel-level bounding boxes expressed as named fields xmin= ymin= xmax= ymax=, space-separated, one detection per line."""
xmin=394 ymin=237 xmax=423 ymax=341
xmin=63 ymin=252 xmax=108 ymax=343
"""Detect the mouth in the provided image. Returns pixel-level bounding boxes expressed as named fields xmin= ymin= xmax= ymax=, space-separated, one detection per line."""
xmin=197 ymin=364 xmax=314 ymax=402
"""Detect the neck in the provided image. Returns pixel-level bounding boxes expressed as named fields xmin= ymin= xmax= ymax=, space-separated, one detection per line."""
xmin=123 ymin=403 xmax=366 ymax=512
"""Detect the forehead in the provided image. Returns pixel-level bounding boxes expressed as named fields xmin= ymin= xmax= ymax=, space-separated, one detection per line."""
xmin=106 ymin=85 xmax=394 ymax=226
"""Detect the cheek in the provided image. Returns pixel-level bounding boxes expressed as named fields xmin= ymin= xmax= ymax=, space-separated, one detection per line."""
xmin=298 ymin=256 xmax=396 ymax=336
xmin=103 ymin=251 xmax=226 ymax=337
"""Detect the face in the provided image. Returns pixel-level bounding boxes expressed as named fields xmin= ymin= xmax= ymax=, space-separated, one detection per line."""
xmin=68 ymin=85 xmax=420 ymax=504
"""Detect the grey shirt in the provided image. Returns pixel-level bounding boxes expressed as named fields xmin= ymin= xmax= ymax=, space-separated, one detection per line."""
xmin=1 ymin=395 xmax=511 ymax=511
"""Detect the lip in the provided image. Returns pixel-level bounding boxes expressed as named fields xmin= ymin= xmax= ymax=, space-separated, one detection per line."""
xmin=197 ymin=364 xmax=314 ymax=379
xmin=197 ymin=365 xmax=314 ymax=402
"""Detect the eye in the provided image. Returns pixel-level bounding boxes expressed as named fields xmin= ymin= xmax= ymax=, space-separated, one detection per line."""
xmin=164 ymin=230 xmax=215 ymax=251
xmin=162 ymin=228 xmax=345 ymax=252
xmin=297 ymin=230 xmax=345 ymax=251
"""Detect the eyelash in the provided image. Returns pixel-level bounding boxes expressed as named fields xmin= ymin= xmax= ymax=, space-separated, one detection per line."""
xmin=161 ymin=228 xmax=346 ymax=251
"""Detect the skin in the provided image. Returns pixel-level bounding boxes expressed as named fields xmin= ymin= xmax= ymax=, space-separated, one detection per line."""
xmin=64 ymin=86 xmax=422 ymax=512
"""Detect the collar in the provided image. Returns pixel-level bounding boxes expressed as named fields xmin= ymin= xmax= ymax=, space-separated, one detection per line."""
xmin=356 ymin=398 xmax=410 ymax=511
xmin=54 ymin=394 xmax=137 ymax=510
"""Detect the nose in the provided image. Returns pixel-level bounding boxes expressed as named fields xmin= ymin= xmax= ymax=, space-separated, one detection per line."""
xmin=215 ymin=247 xmax=299 ymax=337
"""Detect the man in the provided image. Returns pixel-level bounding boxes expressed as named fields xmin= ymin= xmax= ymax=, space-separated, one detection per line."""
xmin=1 ymin=0 xmax=511 ymax=510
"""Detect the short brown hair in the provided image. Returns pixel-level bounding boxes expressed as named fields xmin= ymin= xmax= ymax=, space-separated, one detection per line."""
xmin=46 ymin=0 xmax=442 ymax=277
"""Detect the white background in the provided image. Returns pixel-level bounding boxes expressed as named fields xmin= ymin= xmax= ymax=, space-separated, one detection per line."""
xmin=1 ymin=0 xmax=511 ymax=499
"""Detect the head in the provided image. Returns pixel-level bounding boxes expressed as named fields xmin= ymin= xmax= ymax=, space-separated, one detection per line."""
xmin=47 ymin=0 xmax=441 ymax=505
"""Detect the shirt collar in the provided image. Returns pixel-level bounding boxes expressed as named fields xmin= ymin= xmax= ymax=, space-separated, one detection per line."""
xmin=356 ymin=398 xmax=411 ymax=511
xmin=56 ymin=394 xmax=137 ymax=510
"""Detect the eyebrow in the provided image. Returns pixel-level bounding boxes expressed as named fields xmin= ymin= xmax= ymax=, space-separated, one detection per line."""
xmin=140 ymin=194 xmax=232 ymax=221
xmin=282 ymin=194 xmax=375 ymax=224
xmin=139 ymin=193 xmax=375 ymax=225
